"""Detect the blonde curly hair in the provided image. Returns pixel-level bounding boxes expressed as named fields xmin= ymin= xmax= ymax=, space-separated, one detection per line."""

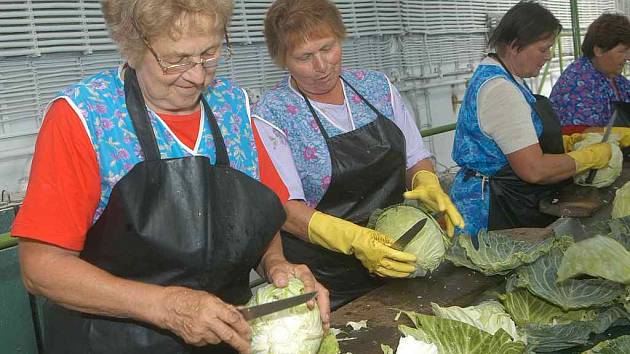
xmin=101 ymin=0 xmax=234 ymax=66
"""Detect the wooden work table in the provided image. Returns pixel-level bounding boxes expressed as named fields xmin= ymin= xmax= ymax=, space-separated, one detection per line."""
xmin=331 ymin=166 xmax=630 ymax=353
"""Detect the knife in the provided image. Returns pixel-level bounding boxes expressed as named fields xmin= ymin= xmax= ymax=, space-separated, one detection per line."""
xmin=238 ymin=291 xmax=317 ymax=321
xmin=390 ymin=218 xmax=428 ymax=251
xmin=584 ymin=108 xmax=618 ymax=184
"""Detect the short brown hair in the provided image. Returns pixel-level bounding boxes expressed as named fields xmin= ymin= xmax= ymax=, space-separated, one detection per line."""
xmin=581 ymin=13 xmax=630 ymax=58
xmin=101 ymin=0 xmax=234 ymax=66
xmin=489 ymin=1 xmax=561 ymax=55
xmin=264 ymin=0 xmax=346 ymax=67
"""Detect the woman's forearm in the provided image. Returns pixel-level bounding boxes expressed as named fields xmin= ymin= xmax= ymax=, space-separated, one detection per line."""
xmin=281 ymin=200 xmax=316 ymax=241
xmin=19 ymin=238 xmax=165 ymax=325
xmin=507 ymin=144 xmax=577 ymax=184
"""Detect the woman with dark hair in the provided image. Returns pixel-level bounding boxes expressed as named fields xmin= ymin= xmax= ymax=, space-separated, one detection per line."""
xmin=449 ymin=1 xmax=612 ymax=243
xmin=550 ymin=13 xmax=630 ymax=146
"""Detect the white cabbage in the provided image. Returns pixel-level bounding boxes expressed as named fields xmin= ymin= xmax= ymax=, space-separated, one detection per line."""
xmin=612 ymin=181 xmax=630 ymax=219
xmin=369 ymin=204 xmax=450 ymax=277
xmin=248 ymin=278 xmax=324 ymax=354
xmin=396 ymin=335 xmax=438 ymax=354
xmin=574 ymin=133 xmax=623 ymax=188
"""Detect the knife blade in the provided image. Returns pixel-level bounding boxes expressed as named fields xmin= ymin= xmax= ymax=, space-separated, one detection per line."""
xmin=390 ymin=218 xmax=428 ymax=251
xmin=584 ymin=108 xmax=618 ymax=184
xmin=238 ymin=291 xmax=317 ymax=321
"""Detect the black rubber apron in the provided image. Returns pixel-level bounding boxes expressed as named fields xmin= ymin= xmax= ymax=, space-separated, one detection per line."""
xmin=467 ymin=54 xmax=569 ymax=235
xmin=282 ymin=77 xmax=406 ymax=310
xmin=41 ymin=68 xmax=286 ymax=354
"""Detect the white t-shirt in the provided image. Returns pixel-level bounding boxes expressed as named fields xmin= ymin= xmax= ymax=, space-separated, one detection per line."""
xmin=477 ymin=57 xmax=540 ymax=154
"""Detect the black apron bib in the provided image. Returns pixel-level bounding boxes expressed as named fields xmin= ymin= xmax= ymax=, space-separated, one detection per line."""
xmin=282 ymin=77 xmax=406 ymax=310
xmin=42 ymin=68 xmax=286 ymax=354
xmin=482 ymin=54 xmax=569 ymax=232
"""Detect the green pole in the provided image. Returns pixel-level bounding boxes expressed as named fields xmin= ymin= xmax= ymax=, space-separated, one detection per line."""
xmin=557 ymin=34 xmax=564 ymax=73
xmin=537 ymin=39 xmax=557 ymax=94
xmin=420 ymin=123 xmax=456 ymax=137
xmin=570 ymin=0 xmax=581 ymax=59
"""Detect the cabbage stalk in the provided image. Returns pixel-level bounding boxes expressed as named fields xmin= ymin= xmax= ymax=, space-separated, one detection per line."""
xmin=574 ymin=133 xmax=623 ymax=188
xmin=248 ymin=278 xmax=323 ymax=354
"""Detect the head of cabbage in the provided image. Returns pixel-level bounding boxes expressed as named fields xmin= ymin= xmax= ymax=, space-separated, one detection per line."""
xmin=367 ymin=203 xmax=450 ymax=277
xmin=573 ymin=133 xmax=623 ymax=188
xmin=248 ymin=278 xmax=324 ymax=354
xmin=612 ymin=181 xmax=630 ymax=219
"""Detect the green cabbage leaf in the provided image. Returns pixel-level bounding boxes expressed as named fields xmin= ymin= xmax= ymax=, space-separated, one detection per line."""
xmin=500 ymin=290 xmax=629 ymax=352
xmin=557 ymin=235 xmax=630 ymax=284
xmin=398 ymin=311 xmax=526 ymax=354
xmin=368 ymin=204 xmax=450 ymax=277
xmin=574 ymin=133 xmax=623 ymax=188
xmin=445 ymin=230 xmax=570 ymax=276
xmin=430 ymin=301 xmax=525 ymax=343
xmin=248 ymin=278 xmax=324 ymax=354
xmin=510 ymin=247 xmax=626 ymax=310
xmin=612 ymin=182 xmax=630 ymax=219
xmin=582 ymin=335 xmax=630 ymax=354
xmin=316 ymin=330 xmax=340 ymax=354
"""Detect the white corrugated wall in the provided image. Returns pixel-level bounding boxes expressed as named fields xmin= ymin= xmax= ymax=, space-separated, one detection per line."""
xmin=0 ymin=0 xmax=628 ymax=195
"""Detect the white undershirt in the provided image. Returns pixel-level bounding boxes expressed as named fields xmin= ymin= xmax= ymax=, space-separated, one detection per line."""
xmin=477 ymin=57 xmax=540 ymax=154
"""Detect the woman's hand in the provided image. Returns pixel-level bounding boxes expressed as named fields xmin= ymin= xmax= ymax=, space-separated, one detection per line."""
xmin=264 ymin=259 xmax=331 ymax=331
xmin=159 ymin=287 xmax=252 ymax=353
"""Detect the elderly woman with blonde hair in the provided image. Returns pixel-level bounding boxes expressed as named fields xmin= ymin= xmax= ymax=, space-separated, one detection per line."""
xmin=12 ymin=0 xmax=329 ymax=353
xmin=252 ymin=0 xmax=463 ymax=309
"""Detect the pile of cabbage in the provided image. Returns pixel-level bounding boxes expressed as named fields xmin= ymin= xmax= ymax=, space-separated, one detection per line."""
xmin=573 ymin=133 xmax=623 ymax=188
xmin=382 ymin=217 xmax=630 ymax=353
xmin=367 ymin=203 xmax=450 ymax=277
xmin=247 ymin=278 xmax=338 ymax=354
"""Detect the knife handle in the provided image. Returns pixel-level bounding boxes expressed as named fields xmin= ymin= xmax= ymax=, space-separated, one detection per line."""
xmin=584 ymin=168 xmax=597 ymax=185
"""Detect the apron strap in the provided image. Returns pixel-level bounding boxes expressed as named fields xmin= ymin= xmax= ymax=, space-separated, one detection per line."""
xmin=339 ymin=76 xmax=389 ymax=119
xmin=124 ymin=67 xmax=161 ymax=162
xmin=123 ymin=67 xmax=230 ymax=166
xmin=200 ymin=96 xmax=230 ymax=166
xmin=296 ymin=75 xmax=389 ymax=141
xmin=297 ymin=85 xmax=332 ymax=141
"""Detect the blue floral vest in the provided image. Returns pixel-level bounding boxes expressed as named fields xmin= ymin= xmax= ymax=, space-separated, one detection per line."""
xmin=450 ymin=64 xmax=543 ymax=236
xmin=252 ymin=68 xmax=395 ymax=207
xmin=56 ymin=67 xmax=259 ymax=223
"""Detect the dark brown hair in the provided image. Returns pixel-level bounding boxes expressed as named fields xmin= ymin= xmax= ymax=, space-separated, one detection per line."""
xmin=581 ymin=13 xmax=630 ymax=58
xmin=489 ymin=1 xmax=561 ymax=55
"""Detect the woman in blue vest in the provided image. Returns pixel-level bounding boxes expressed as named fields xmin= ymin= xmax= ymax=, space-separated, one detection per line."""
xmin=450 ymin=1 xmax=613 ymax=246
xmin=12 ymin=0 xmax=329 ymax=353
xmin=253 ymin=0 xmax=464 ymax=309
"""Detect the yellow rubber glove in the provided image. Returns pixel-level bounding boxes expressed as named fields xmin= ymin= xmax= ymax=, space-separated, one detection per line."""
xmin=307 ymin=211 xmax=417 ymax=278
xmin=566 ymin=142 xmax=612 ymax=174
xmin=402 ymin=170 xmax=464 ymax=237
xmin=562 ymin=133 xmax=585 ymax=152
xmin=611 ymin=127 xmax=630 ymax=148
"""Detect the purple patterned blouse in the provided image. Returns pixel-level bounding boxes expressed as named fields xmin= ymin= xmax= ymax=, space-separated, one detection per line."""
xmin=549 ymin=56 xmax=630 ymax=127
